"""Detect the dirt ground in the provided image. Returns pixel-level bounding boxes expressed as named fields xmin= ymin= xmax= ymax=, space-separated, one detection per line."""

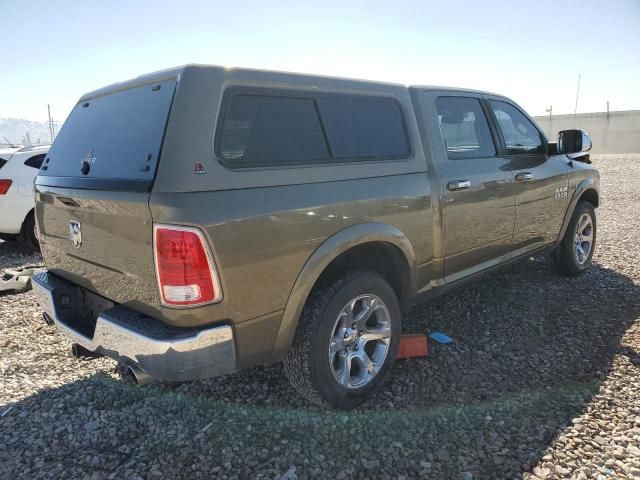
xmin=1 ymin=154 xmax=639 ymax=479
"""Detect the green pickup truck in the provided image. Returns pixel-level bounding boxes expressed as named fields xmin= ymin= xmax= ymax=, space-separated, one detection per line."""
xmin=32 ymin=65 xmax=599 ymax=408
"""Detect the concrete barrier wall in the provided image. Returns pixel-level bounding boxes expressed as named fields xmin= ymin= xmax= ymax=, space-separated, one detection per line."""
xmin=533 ymin=110 xmax=640 ymax=154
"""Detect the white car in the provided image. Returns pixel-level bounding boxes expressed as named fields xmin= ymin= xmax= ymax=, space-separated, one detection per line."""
xmin=0 ymin=144 xmax=50 ymax=249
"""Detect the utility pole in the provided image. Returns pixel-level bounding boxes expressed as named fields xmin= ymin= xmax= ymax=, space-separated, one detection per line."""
xmin=573 ymin=73 xmax=581 ymax=128
xmin=606 ymin=100 xmax=610 ymax=118
xmin=47 ymin=104 xmax=57 ymax=142
xmin=545 ymin=105 xmax=553 ymax=137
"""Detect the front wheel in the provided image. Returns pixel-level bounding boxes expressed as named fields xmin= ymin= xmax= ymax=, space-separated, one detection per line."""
xmin=284 ymin=271 xmax=401 ymax=409
xmin=552 ymin=201 xmax=596 ymax=275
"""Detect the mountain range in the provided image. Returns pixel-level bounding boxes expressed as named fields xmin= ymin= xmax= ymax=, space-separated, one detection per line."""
xmin=0 ymin=118 xmax=54 ymax=146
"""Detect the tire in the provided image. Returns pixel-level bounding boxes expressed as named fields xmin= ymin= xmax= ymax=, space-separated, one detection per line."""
xmin=0 ymin=233 xmax=17 ymax=242
xmin=552 ymin=201 xmax=596 ymax=275
xmin=19 ymin=212 xmax=40 ymax=252
xmin=284 ymin=271 xmax=401 ymax=409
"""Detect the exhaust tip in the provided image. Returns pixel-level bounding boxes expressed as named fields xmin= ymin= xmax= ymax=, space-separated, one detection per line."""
xmin=126 ymin=364 xmax=152 ymax=386
xmin=42 ymin=313 xmax=54 ymax=326
xmin=71 ymin=343 xmax=101 ymax=360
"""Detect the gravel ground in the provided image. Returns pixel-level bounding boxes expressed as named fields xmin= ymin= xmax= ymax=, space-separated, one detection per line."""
xmin=1 ymin=153 xmax=639 ymax=480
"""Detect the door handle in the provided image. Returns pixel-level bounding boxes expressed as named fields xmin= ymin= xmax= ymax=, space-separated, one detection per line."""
xmin=515 ymin=172 xmax=534 ymax=182
xmin=447 ymin=180 xmax=471 ymax=191
xmin=57 ymin=196 xmax=80 ymax=208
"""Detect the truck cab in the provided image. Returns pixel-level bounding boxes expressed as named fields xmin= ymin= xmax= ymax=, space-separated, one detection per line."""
xmin=411 ymin=87 xmax=597 ymax=283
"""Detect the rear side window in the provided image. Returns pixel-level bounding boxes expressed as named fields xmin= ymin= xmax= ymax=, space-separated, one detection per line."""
xmin=216 ymin=90 xmax=409 ymax=167
xmin=24 ymin=154 xmax=45 ymax=169
xmin=435 ymin=97 xmax=496 ymax=160
xmin=316 ymin=98 xmax=409 ymax=158
xmin=218 ymin=95 xmax=329 ymax=164
xmin=488 ymin=100 xmax=544 ymax=154
xmin=0 ymin=158 xmax=6 ymax=169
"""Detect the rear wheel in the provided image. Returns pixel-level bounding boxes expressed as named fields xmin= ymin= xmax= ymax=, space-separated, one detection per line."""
xmin=0 ymin=233 xmax=17 ymax=242
xmin=552 ymin=201 xmax=596 ymax=275
xmin=20 ymin=212 xmax=39 ymax=252
xmin=284 ymin=271 xmax=401 ymax=409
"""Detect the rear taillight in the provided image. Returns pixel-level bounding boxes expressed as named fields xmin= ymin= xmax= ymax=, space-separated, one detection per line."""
xmin=0 ymin=179 xmax=12 ymax=195
xmin=153 ymin=225 xmax=222 ymax=307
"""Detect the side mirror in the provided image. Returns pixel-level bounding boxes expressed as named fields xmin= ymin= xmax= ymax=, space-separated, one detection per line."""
xmin=557 ymin=129 xmax=592 ymax=154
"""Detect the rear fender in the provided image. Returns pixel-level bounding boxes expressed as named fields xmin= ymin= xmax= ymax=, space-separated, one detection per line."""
xmin=270 ymin=222 xmax=416 ymax=362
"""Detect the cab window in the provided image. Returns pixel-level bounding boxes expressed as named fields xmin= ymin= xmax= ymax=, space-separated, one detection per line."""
xmin=488 ymin=100 xmax=544 ymax=154
xmin=435 ymin=97 xmax=496 ymax=160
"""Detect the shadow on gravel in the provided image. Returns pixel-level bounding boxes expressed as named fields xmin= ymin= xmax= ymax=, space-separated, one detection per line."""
xmin=0 ymin=240 xmax=41 ymax=270
xmin=2 ymin=257 xmax=639 ymax=479
xmin=620 ymin=346 xmax=640 ymax=367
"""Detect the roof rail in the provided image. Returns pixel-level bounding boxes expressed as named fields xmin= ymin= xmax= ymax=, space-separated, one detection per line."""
xmin=17 ymin=144 xmax=51 ymax=153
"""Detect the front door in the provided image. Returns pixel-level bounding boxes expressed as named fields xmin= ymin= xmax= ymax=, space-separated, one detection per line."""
xmin=486 ymin=99 xmax=570 ymax=250
xmin=429 ymin=94 xmax=516 ymax=282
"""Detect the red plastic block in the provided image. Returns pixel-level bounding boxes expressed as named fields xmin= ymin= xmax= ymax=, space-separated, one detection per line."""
xmin=396 ymin=334 xmax=428 ymax=359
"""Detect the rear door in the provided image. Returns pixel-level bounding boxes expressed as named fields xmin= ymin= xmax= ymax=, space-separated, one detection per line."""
xmin=35 ymin=79 xmax=177 ymax=315
xmin=421 ymin=92 xmax=516 ymax=282
xmin=486 ymin=99 xmax=569 ymax=250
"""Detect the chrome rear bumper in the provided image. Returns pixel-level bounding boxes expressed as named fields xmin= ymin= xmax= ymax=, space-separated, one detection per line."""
xmin=32 ymin=271 xmax=236 ymax=382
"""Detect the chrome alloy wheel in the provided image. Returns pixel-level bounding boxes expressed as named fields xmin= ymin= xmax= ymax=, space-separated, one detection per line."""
xmin=328 ymin=294 xmax=392 ymax=390
xmin=574 ymin=212 xmax=594 ymax=265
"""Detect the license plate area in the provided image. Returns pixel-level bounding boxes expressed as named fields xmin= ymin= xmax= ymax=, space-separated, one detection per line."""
xmin=53 ymin=286 xmax=114 ymax=338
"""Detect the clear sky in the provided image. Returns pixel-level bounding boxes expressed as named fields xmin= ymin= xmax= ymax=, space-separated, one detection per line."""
xmin=3 ymin=0 xmax=640 ymax=123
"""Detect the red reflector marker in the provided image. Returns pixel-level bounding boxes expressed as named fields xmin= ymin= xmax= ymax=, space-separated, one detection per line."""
xmin=0 ymin=179 xmax=12 ymax=195
xmin=154 ymin=225 xmax=222 ymax=307
xmin=194 ymin=162 xmax=207 ymax=175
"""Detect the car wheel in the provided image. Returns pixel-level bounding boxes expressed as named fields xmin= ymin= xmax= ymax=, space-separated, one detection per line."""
xmin=284 ymin=271 xmax=401 ymax=409
xmin=20 ymin=212 xmax=40 ymax=252
xmin=552 ymin=201 xmax=596 ymax=275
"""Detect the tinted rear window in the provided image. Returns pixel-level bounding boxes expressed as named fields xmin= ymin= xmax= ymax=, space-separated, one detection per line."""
xmin=317 ymin=97 xmax=409 ymax=158
xmin=216 ymin=90 xmax=409 ymax=167
xmin=41 ymin=80 xmax=176 ymax=182
xmin=219 ymin=95 xmax=329 ymax=164
xmin=24 ymin=154 xmax=45 ymax=169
